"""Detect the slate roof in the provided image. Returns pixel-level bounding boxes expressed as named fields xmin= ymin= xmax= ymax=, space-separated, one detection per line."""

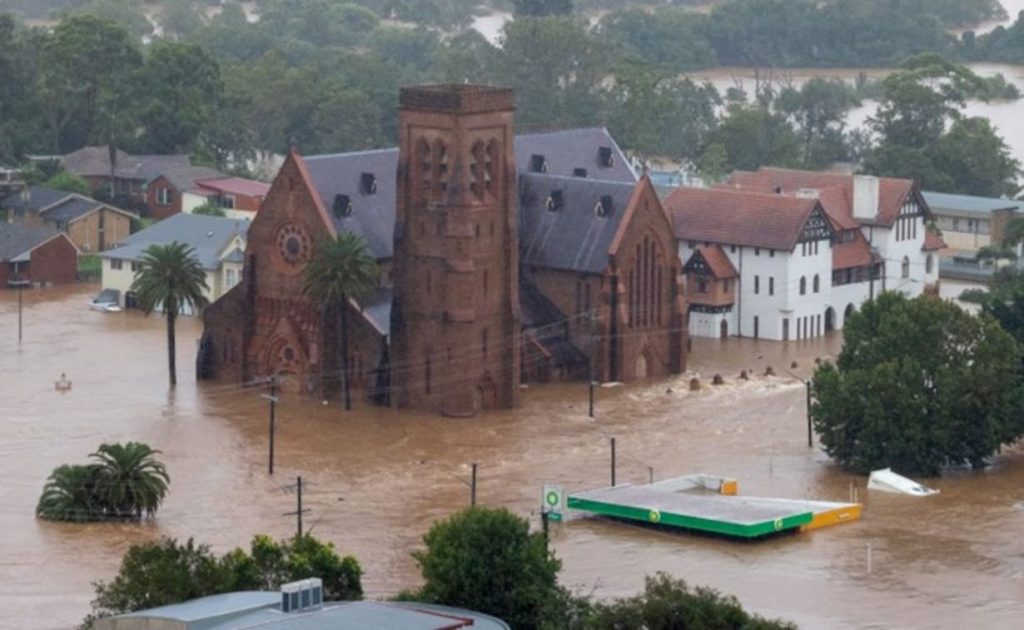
xmin=922 ymin=191 xmax=1021 ymax=218
xmin=62 ymin=145 xmax=190 ymax=181
xmin=0 ymin=186 xmax=73 ymax=213
xmin=690 ymin=245 xmax=738 ymax=278
xmin=0 ymin=223 xmax=64 ymax=262
xmin=664 ymin=186 xmax=820 ymax=251
xmin=297 ymin=128 xmax=637 ymax=261
xmin=99 ymin=213 xmax=249 ymax=270
xmin=519 ymin=173 xmax=636 ymax=274
xmin=361 ymin=288 xmax=393 ymax=336
xmin=726 ymin=167 xmax=917 ymax=226
xmin=42 ymin=196 xmax=102 ymax=223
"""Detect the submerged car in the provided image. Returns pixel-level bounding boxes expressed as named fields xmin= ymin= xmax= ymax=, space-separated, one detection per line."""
xmin=89 ymin=289 xmax=123 ymax=312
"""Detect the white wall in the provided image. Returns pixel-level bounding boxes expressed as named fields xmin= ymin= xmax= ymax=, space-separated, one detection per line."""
xmin=181 ymin=192 xmax=257 ymax=221
xmin=864 ymin=211 xmax=927 ymax=299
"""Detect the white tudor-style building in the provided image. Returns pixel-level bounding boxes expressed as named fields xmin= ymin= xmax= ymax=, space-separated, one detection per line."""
xmin=665 ymin=169 xmax=943 ymax=341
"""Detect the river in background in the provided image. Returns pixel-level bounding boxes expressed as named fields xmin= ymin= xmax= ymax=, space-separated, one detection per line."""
xmin=1 ymin=286 xmax=1022 ymax=629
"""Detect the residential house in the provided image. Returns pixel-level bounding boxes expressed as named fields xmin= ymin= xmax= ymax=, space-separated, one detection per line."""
xmin=61 ymin=145 xmax=189 ymax=209
xmin=0 ymin=186 xmax=135 ymax=252
xmin=181 ymin=176 xmax=271 ymax=219
xmin=146 ymin=165 xmax=226 ymax=220
xmin=197 ymin=84 xmax=683 ymax=415
xmin=0 ymin=223 xmax=78 ymax=286
xmin=921 ymin=191 xmax=1021 ymax=253
xmin=98 ymin=213 xmax=248 ymax=312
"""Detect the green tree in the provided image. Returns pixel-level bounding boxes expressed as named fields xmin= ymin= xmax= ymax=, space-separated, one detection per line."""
xmin=513 ymin=0 xmax=573 ymax=17
xmin=44 ymin=170 xmax=91 ymax=195
xmin=583 ymin=573 xmax=796 ymax=630
xmin=412 ymin=507 xmax=563 ymax=630
xmin=706 ymin=102 xmax=801 ymax=172
xmin=131 ymin=242 xmax=210 ymax=387
xmin=36 ymin=463 xmax=102 ymax=523
xmin=303 ymin=232 xmax=378 ymax=409
xmin=90 ymin=442 xmax=169 ymax=520
xmin=191 ymin=202 xmax=226 ymax=217
xmin=930 ymin=117 xmax=1021 ymax=197
xmin=811 ymin=292 xmax=1024 ymax=476
xmin=775 ymin=78 xmax=860 ymax=168
xmin=222 ymin=534 xmax=363 ymax=601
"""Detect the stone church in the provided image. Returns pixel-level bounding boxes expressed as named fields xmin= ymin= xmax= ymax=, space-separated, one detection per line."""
xmin=198 ymin=84 xmax=686 ymax=416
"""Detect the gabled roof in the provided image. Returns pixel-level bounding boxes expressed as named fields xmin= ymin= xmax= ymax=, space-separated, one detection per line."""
xmin=519 ymin=173 xmax=636 ymax=274
xmin=832 ymin=233 xmax=874 ymax=270
xmin=62 ymin=145 xmax=190 ymax=181
xmin=155 ymin=166 xmax=227 ymax=192
xmin=922 ymin=226 xmax=946 ymax=251
xmin=296 ymin=128 xmax=637 ymax=262
xmin=664 ymin=186 xmax=822 ymax=251
xmin=0 ymin=186 xmax=73 ymax=213
xmin=0 ymin=223 xmax=68 ymax=262
xmin=194 ymin=177 xmax=271 ymax=198
xmin=726 ymin=167 xmax=917 ymax=226
xmin=99 ymin=213 xmax=249 ymax=270
xmin=685 ymin=245 xmax=738 ymax=278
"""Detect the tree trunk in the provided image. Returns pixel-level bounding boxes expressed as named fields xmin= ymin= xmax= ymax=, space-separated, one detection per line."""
xmin=340 ymin=295 xmax=351 ymax=410
xmin=167 ymin=308 xmax=177 ymax=388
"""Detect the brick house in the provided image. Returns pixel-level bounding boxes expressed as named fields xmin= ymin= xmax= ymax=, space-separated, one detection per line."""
xmin=146 ymin=166 xmax=226 ymax=220
xmin=182 ymin=177 xmax=271 ymax=219
xmin=61 ymin=145 xmax=189 ymax=211
xmin=0 ymin=223 xmax=78 ymax=286
xmin=198 ymin=84 xmax=686 ymax=415
xmin=1 ymin=186 xmax=135 ymax=253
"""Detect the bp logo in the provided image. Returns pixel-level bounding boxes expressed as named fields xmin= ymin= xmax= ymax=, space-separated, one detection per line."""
xmin=773 ymin=518 xmax=784 ymax=531
xmin=649 ymin=509 xmax=661 ymax=524
xmin=545 ymin=490 xmax=560 ymax=508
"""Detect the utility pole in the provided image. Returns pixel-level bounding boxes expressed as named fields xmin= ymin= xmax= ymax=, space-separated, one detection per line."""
xmin=262 ymin=377 xmax=279 ymax=474
xmin=588 ymin=311 xmax=596 ymax=418
xmin=17 ymin=279 xmax=23 ymax=344
xmin=470 ymin=462 xmax=477 ymax=507
xmin=282 ymin=476 xmax=311 ymax=538
xmin=805 ymin=379 xmax=813 ymax=448
xmin=610 ymin=436 xmax=616 ymax=487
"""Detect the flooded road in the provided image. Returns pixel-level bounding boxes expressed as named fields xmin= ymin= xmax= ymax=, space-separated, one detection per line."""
xmin=2 ymin=286 xmax=1023 ymax=629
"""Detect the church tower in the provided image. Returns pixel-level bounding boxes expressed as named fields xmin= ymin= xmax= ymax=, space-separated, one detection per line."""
xmin=390 ymin=85 xmax=521 ymax=416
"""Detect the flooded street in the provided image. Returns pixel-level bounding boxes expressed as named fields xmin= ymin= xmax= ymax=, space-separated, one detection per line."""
xmin=2 ymin=286 xmax=1023 ymax=629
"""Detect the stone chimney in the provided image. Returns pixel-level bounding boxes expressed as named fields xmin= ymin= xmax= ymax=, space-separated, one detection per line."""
xmin=852 ymin=175 xmax=879 ymax=221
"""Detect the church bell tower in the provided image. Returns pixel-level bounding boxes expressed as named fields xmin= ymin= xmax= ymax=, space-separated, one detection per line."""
xmin=390 ymin=85 xmax=521 ymax=416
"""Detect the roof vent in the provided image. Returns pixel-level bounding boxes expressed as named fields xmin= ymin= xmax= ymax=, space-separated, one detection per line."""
xmin=598 ymin=146 xmax=614 ymax=168
xmin=333 ymin=194 xmax=353 ymax=218
xmin=281 ymin=578 xmax=323 ymax=614
xmin=530 ymin=154 xmax=548 ymax=173
xmin=795 ymin=188 xmax=819 ymax=199
xmin=207 ymin=231 xmax=214 ymax=237
xmin=546 ymin=189 xmax=564 ymax=212
xmin=360 ymin=172 xmax=377 ymax=195
xmin=573 ymin=167 xmax=588 ymax=178
xmin=595 ymin=195 xmax=613 ymax=217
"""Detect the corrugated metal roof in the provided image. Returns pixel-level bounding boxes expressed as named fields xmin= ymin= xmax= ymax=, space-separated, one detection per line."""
xmin=99 ymin=213 xmax=249 ymax=270
xmin=922 ymin=191 xmax=1021 ymax=218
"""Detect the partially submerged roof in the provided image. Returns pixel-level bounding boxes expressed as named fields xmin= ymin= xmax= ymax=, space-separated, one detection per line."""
xmin=519 ymin=173 xmax=636 ymax=274
xmin=0 ymin=223 xmax=67 ymax=262
xmin=727 ymin=167 xmax=917 ymax=226
xmin=665 ymin=186 xmax=822 ymax=251
xmin=922 ymin=191 xmax=1021 ymax=218
xmin=99 ymin=213 xmax=249 ymax=270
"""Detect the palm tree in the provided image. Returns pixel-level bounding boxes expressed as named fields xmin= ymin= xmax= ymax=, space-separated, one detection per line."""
xmin=90 ymin=442 xmax=170 ymax=520
xmin=131 ymin=242 xmax=209 ymax=387
xmin=36 ymin=464 xmax=102 ymax=522
xmin=304 ymin=233 xmax=379 ymax=410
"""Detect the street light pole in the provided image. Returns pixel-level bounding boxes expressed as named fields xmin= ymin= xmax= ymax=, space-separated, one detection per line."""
xmin=262 ymin=377 xmax=279 ymax=474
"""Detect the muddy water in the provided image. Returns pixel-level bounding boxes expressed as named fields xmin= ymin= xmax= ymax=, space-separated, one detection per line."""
xmin=2 ymin=286 xmax=1023 ymax=629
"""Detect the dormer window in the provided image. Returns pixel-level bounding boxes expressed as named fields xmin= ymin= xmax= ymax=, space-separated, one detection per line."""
xmin=594 ymin=195 xmax=613 ymax=217
xmin=573 ymin=168 xmax=588 ymax=178
xmin=546 ymin=189 xmax=564 ymax=212
xmin=598 ymin=146 xmax=614 ymax=168
xmin=360 ymin=172 xmax=377 ymax=196
xmin=531 ymin=154 xmax=548 ymax=173
xmin=332 ymin=194 xmax=353 ymax=218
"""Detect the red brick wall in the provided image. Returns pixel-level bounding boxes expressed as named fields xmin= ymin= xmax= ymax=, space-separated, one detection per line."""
xmin=146 ymin=176 xmax=182 ymax=220
xmin=28 ymin=235 xmax=78 ymax=285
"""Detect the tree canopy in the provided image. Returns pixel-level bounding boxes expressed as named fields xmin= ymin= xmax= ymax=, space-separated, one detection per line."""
xmin=811 ymin=292 xmax=1024 ymax=476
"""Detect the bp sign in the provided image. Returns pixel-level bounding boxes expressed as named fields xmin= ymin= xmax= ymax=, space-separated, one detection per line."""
xmin=542 ymin=485 xmax=564 ymax=522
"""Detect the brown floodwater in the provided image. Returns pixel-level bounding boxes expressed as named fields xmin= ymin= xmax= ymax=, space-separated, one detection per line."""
xmin=2 ymin=286 xmax=1022 ymax=629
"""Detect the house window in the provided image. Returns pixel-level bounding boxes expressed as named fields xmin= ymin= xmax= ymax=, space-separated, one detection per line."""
xmin=813 ymin=274 xmax=820 ymax=293
xmin=696 ymin=278 xmax=709 ymax=294
xmin=902 ymin=256 xmax=910 ymax=279
xmin=800 ymin=276 xmax=807 ymax=295
xmin=755 ymin=248 xmax=760 ymax=256
xmin=226 ymin=268 xmax=237 ymax=288
xmin=754 ymin=275 xmax=760 ymax=294
xmin=157 ymin=188 xmax=173 ymax=205
xmin=131 ymin=262 xmax=139 ymax=272
xmin=769 ymin=277 xmax=775 ymax=295
xmin=926 ymin=254 xmax=934 ymax=275
xmin=111 ymin=259 xmax=123 ymax=270
xmin=769 ymin=249 xmax=775 ymax=257
xmin=730 ymin=245 xmax=736 ymax=253
xmin=218 ymin=195 xmax=235 ymax=209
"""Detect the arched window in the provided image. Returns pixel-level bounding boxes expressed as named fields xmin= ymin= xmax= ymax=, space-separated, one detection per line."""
xmin=469 ymin=141 xmax=485 ymax=200
xmin=481 ymin=328 xmax=488 ymax=358
xmin=424 ymin=354 xmax=432 ymax=395
xmin=926 ymin=254 xmax=934 ymax=275
xmin=902 ymin=256 xmax=910 ymax=279
xmin=418 ymin=139 xmax=431 ymax=205
xmin=800 ymin=276 xmax=807 ymax=295
xmin=813 ymin=274 xmax=820 ymax=293
xmin=484 ymin=140 xmax=497 ymax=195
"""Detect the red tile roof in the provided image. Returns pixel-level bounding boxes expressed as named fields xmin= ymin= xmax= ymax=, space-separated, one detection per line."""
xmin=195 ymin=177 xmax=271 ymax=198
xmin=726 ymin=167 xmax=916 ymax=227
xmin=664 ymin=186 xmax=820 ymax=251
xmin=832 ymin=232 xmax=874 ymax=270
xmin=922 ymin=226 xmax=946 ymax=251
xmin=692 ymin=244 xmax=738 ymax=278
